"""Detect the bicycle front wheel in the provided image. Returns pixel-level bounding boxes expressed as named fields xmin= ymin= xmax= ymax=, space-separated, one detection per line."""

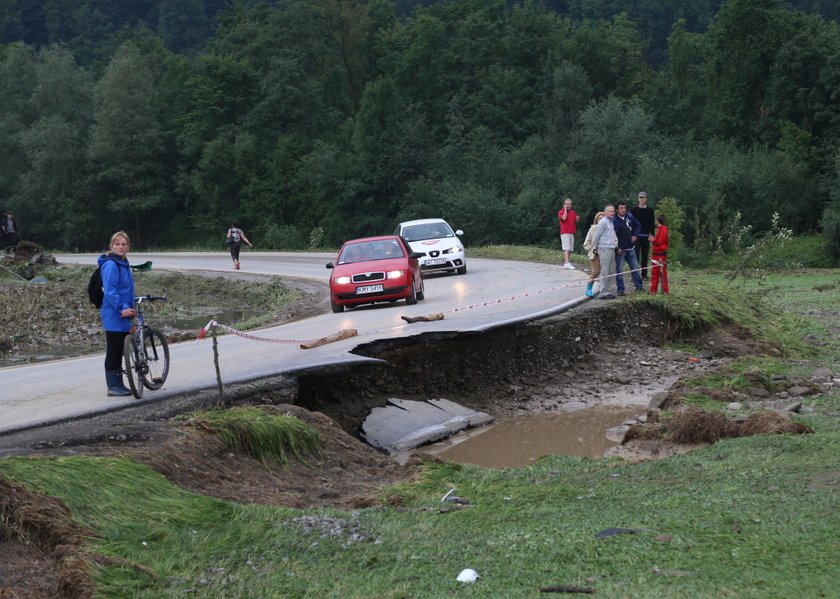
xmin=141 ymin=327 xmax=170 ymax=390
xmin=123 ymin=334 xmax=144 ymax=399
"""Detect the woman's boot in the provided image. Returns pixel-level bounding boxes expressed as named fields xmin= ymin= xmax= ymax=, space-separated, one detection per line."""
xmin=106 ymin=370 xmax=132 ymax=396
xmin=585 ymin=282 xmax=594 ymax=298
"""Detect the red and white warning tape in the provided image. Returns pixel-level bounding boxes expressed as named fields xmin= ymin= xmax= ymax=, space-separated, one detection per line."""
xmin=199 ymin=320 xmax=317 ymax=345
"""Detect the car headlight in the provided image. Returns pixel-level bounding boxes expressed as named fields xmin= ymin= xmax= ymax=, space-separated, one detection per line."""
xmin=442 ymin=245 xmax=463 ymax=254
xmin=386 ymin=270 xmax=405 ymax=279
xmin=335 ymin=276 xmax=352 ymax=285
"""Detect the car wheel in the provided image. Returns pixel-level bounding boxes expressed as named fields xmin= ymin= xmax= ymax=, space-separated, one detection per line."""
xmin=457 ymin=264 xmax=467 ymax=275
xmin=405 ymin=278 xmax=418 ymax=305
xmin=331 ymin=299 xmax=344 ymax=313
xmin=416 ymin=277 xmax=425 ymax=301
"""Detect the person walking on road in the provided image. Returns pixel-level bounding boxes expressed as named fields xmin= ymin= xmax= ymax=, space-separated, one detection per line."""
xmin=650 ymin=214 xmax=670 ymax=294
xmin=226 ymin=221 xmax=253 ymax=270
xmin=557 ymin=198 xmax=580 ymax=269
xmin=631 ymin=192 xmax=655 ymax=281
xmin=99 ymin=231 xmax=135 ymax=397
xmin=591 ymin=204 xmax=618 ymax=299
xmin=613 ymin=201 xmax=644 ymax=296
xmin=582 ymin=211 xmax=605 ymax=298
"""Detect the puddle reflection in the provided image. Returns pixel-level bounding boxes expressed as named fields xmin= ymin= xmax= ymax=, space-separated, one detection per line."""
xmin=418 ymin=407 xmax=641 ymax=468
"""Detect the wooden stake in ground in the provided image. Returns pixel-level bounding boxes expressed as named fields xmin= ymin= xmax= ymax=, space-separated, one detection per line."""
xmin=211 ymin=325 xmax=224 ymax=403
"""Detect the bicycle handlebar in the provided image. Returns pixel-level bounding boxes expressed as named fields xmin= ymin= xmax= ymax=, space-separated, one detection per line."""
xmin=135 ymin=294 xmax=167 ymax=304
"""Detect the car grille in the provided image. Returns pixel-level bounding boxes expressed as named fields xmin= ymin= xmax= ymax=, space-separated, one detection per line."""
xmin=352 ymin=271 xmax=385 ymax=283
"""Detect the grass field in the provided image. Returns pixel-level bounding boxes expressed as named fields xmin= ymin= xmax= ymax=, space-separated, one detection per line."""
xmin=1 ymin=265 xmax=838 ymax=598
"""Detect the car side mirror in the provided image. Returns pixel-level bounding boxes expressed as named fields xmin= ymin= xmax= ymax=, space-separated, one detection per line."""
xmin=326 ymin=262 xmax=334 ymax=269
xmin=455 ymin=229 xmax=464 ymax=236
xmin=409 ymin=252 xmax=425 ymax=259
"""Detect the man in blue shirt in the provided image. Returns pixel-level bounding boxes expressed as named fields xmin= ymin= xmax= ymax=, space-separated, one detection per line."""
xmin=613 ymin=201 xmax=644 ymax=295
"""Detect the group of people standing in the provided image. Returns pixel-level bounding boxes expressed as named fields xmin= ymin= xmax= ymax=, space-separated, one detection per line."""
xmin=558 ymin=193 xmax=669 ymax=299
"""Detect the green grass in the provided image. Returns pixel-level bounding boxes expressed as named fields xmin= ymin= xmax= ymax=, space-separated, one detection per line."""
xmin=176 ymin=406 xmax=321 ymax=465
xmin=470 ymin=244 xmax=587 ymax=266
xmin=1 ymin=264 xmax=838 ymax=597
xmin=2 ymin=434 xmax=839 ymax=598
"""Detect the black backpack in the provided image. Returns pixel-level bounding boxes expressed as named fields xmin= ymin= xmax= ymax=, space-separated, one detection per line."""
xmin=87 ymin=254 xmax=113 ymax=308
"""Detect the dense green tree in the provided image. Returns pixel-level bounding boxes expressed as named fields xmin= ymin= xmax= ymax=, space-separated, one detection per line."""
xmin=822 ymin=151 xmax=840 ymax=262
xmin=557 ymin=14 xmax=648 ymax=99
xmin=0 ymin=0 xmax=24 ymax=42
xmin=157 ymin=0 xmax=209 ymax=54
xmin=15 ymin=46 xmax=94 ymax=247
xmin=543 ymin=59 xmax=592 ymax=144
xmin=566 ymin=96 xmax=659 ymax=196
xmin=0 ymin=43 xmax=38 ymax=202
xmin=89 ymin=43 xmax=168 ymax=245
xmin=0 ymin=0 xmax=838 ymax=257
xmin=705 ymin=0 xmax=800 ymax=142
xmin=645 ymin=19 xmax=711 ymax=136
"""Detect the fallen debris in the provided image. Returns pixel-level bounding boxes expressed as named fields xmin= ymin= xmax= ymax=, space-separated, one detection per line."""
xmin=300 ymin=328 xmax=358 ymax=349
xmin=596 ymin=527 xmax=639 ymax=538
xmin=539 ymin=585 xmax=596 ymax=594
xmin=456 ymin=568 xmax=479 ymax=583
xmin=401 ymin=313 xmax=444 ymax=324
xmin=362 ymin=397 xmax=494 ymax=454
xmin=623 ymin=407 xmax=814 ymax=447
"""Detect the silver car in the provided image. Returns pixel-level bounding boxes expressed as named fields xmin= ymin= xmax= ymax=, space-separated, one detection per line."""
xmin=394 ymin=218 xmax=466 ymax=275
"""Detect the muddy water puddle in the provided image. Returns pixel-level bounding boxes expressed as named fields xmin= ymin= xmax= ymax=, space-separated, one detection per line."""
xmin=418 ymin=406 xmax=642 ymax=468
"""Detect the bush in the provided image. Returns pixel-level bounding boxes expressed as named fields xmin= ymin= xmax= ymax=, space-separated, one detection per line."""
xmin=821 ymin=201 xmax=840 ymax=265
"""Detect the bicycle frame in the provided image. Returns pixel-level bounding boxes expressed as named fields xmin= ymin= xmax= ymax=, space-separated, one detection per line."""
xmin=123 ymin=294 xmax=170 ymax=399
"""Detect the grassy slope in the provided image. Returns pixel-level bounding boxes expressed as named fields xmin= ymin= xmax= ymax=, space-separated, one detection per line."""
xmin=1 ymin=260 xmax=838 ymax=598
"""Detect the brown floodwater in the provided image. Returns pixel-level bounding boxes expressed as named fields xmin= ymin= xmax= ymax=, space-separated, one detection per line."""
xmin=418 ymin=406 xmax=642 ymax=468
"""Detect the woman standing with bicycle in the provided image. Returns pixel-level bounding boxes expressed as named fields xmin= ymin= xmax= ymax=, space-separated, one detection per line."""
xmin=99 ymin=231 xmax=135 ymax=396
xmin=226 ymin=221 xmax=253 ymax=270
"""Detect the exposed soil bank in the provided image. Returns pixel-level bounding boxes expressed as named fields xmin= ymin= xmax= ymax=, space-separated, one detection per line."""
xmin=294 ymin=300 xmax=764 ymax=433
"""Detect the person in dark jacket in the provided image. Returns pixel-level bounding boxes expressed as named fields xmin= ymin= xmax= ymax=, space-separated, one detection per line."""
xmin=613 ymin=201 xmax=644 ymax=295
xmin=2 ymin=211 xmax=18 ymax=251
xmin=99 ymin=231 xmax=135 ymax=396
xmin=631 ymin=192 xmax=655 ymax=281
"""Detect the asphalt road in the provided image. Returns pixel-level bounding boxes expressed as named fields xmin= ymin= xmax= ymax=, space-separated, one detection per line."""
xmin=1 ymin=252 xmax=589 ymax=434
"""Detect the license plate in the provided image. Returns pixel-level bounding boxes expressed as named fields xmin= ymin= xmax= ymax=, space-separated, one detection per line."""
xmin=356 ymin=284 xmax=384 ymax=294
xmin=425 ymin=258 xmax=446 ymax=266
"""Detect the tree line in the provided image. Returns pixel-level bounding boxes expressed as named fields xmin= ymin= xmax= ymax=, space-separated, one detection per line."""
xmin=1 ymin=0 xmax=839 ymax=262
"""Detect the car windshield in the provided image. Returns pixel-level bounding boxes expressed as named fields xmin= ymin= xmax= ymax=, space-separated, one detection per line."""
xmin=338 ymin=240 xmax=405 ymax=264
xmin=401 ymin=222 xmax=454 ymax=242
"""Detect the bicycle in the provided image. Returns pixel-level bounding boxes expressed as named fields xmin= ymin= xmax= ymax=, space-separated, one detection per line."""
xmin=122 ymin=294 xmax=170 ymax=399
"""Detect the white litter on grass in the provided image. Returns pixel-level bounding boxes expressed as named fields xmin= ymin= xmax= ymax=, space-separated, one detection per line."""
xmin=456 ymin=568 xmax=479 ymax=583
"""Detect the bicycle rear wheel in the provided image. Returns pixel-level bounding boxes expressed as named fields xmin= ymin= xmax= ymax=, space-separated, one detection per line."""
xmin=122 ymin=334 xmax=144 ymax=399
xmin=141 ymin=327 xmax=170 ymax=390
